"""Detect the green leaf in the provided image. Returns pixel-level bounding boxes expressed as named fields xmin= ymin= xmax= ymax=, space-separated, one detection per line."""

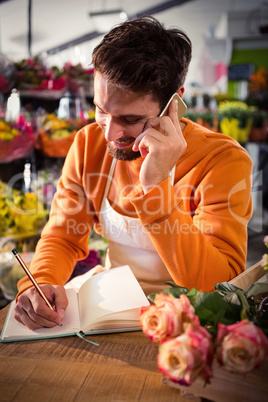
xmin=245 ymin=283 xmax=268 ymax=299
xmin=147 ymin=286 xmax=189 ymax=303
xmin=214 ymin=282 xmax=241 ymax=296
xmin=147 ymin=294 xmax=155 ymax=303
xmin=187 ymin=288 xmax=199 ymax=297
xmin=223 ymin=292 xmax=241 ymax=306
xmin=163 ymin=281 xmax=188 ymax=290
xmin=186 ymin=288 xmax=200 ymax=304
xmin=192 ymin=292 xmax=239 ymax=327
xmin=236 ymin=289 xmax=251 ymax=320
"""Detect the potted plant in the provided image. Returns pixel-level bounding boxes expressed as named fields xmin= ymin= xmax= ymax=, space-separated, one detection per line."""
xmin=218 ymin=101 xmax=254 ymax=143
xmin=184 ymin=108 xmax=219 ymax=131
xmin=247 ymin=67 xmax=268 ymax=112
xmin=184 ymin=108 xmax=197 ymax=122
xmin=196 ymin=109 xmax=219 ymax=132
xmin=249 ymin=110 xmax=268 ymax=142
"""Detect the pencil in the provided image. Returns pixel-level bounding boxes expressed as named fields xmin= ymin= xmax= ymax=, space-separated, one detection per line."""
xmin=12 ymin=248 xmax=54 ymax=311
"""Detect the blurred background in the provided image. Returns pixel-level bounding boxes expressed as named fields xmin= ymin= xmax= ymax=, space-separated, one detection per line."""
xmin=0 ymin=0 xmax=267 ymax=307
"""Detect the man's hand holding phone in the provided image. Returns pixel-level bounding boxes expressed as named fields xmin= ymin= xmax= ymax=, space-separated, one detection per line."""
xmin=132 ymin=93 xmax=187 ymax=193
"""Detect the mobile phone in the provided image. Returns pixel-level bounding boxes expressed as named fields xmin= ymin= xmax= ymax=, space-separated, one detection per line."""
xmin=160 ymin=93 xmax=187 ymax=120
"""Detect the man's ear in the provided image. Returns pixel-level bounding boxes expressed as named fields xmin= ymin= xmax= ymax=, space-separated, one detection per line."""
xmin=177 ymin=86 xmax=185 ymax=97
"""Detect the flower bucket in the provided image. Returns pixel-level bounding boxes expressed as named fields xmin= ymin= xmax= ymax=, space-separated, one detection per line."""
xmin=249 ymin=121 xmax=268 ymax=142
xmin=35 ymin=129 xmax=76 ymax=158
xmin=220 ymin=117 xmax=252 ymax=143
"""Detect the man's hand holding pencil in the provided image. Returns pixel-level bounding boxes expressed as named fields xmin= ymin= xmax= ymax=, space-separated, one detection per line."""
xmin=15 ymin=284 xmax=68 ymax=330
xmin=12 ymin=249 xmax=68 ymax=330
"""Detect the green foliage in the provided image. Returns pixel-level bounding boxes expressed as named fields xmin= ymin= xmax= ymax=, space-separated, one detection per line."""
xmin=251 ymin=110 xmax=268 ymax=128
xmin=148 ymin=283 xmax=189 ymax=302
xmin=184 ymin=109 xmax=218 ymax=126
xmin=184 ymin=109 xmax=197 ymax=122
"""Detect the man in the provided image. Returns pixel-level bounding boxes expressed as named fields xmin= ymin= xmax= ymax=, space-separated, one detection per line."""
xmin=15 ymin=16 xmax=252 ymax=329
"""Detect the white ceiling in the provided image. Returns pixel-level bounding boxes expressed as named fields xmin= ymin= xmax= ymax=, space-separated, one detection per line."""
xmin=0 ymin=0 xmax=266 ymax=89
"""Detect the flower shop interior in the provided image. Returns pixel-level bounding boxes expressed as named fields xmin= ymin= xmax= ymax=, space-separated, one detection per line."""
xmin=0 ymin=0 xmax=268 ymax=400
xmin=0 ymin=0 xmax=268 ymax=316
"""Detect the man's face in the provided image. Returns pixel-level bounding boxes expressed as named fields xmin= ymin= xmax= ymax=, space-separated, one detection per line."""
xmin=94 ymin=71 xmax=161 ymax=161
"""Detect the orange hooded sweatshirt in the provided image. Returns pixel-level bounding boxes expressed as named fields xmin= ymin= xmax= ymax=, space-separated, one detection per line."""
xmin=18 ymin=118 xmax=252 ymax=294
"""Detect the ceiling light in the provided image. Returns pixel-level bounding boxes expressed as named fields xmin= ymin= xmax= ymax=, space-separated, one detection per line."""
xmin=89 ymin=9 xmax=128 ymax=34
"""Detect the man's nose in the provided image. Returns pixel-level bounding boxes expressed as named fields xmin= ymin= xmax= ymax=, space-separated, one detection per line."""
xmin=104 ymin=117 xmax=124 ymax=142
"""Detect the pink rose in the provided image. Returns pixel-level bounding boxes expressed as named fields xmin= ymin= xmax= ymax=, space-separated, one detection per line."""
xmin=216 ymin=319 xmax=268 ymax=374
xmin=157 ymin=324 xmax=213 ymax=386
xmin=140 ymin=293 xmax=197 ymax=343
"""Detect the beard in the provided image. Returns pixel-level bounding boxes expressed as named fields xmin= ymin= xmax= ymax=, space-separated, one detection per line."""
xmin=106 ymin=136 xmax=141 ymax=161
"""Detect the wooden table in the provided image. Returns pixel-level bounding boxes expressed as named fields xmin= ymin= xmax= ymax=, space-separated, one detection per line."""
xmin=2 ymin=304 xmax=267 ymax=402
xmin=0 ymin=305 xmax=189 ymax=402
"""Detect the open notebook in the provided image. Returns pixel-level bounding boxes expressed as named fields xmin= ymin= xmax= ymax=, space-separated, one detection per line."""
xmin=0 ymin=265 xmax=150 ymax=343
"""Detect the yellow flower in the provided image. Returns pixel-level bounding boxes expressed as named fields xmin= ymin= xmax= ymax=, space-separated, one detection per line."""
xmin=0 ymin=122 xmax=21 ymax=141
xmin=220 ymin=117 xmax=252 ymax=142
xmin=0 ymin=183 xmax=47 ymax=236
xmin=218 ymin=101 xmax=253 ymax=142
xmin=0 ymin=121 xmax=11 ymax=131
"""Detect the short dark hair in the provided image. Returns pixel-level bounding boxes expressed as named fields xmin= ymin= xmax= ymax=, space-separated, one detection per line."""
xmin=92 ymin=16 xmax=192 ymax=110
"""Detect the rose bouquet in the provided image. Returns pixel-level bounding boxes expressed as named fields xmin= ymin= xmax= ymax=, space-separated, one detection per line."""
xmin=140 ymin=281 xmax=268 ymax=387
xmin=62 ymin=63 xmax=94 ymax=96
xmin=14 ymin=56 xmax=66 ymax=93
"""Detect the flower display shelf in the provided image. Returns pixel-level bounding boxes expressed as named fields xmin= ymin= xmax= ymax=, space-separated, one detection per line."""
xmin=162 ymin=359 xmax=268 ymax=402
xmin=0 ymin=138 xmax=34 ymax=163
xmin=19 ymin=89 xmax=67 ymax=100
xmin=0 ymin=115 xmax=36 ymax=163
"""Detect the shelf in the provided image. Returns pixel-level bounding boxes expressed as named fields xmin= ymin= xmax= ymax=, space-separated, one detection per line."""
xmin=232 ymin=34 xmax=268 ymax=50
xmin=19 ymin=89 xmax=67 ymax=100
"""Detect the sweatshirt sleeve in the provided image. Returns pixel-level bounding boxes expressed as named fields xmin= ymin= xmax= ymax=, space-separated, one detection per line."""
xmin=130 ymin=146 xmax=253 ymax=292
xmin=17 ymin=130 xmax=95 ymax=295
